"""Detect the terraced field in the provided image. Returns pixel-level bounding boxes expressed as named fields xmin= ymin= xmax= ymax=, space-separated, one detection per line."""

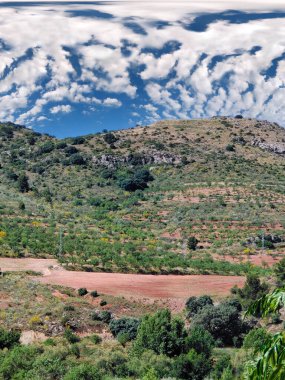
xmin=1 ymin=117 xmax=285 ymax=275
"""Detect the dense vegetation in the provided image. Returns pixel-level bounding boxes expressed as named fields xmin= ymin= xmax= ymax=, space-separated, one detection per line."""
xmin=2 ymin=117 xmax=285 ymax=378
xmin=1 ymin=117 xmax=285 ymax=275
xmin=1 ymin=269 xmax=285 ymax=379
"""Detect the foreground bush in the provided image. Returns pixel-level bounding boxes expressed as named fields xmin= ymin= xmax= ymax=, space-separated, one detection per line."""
xmin=191 ymin=300 xmax=248 ymax=346
xmin=186 ymin=295 xmax=213 ymax=317
xmin=0 ymin=327 xmax=20 ymax=349
xmin=132 ymin=309 xmax=187 ymax=357
xmin=109 ymin=317 xmax=140 ymax=340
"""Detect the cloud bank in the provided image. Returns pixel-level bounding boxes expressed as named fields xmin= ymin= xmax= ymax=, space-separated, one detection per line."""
xmin=0 ymin=1 xmax=285 ymax=132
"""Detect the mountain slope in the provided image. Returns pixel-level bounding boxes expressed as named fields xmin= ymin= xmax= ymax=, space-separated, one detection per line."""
xmin=1 ymin=117 xmax=285 ymax=275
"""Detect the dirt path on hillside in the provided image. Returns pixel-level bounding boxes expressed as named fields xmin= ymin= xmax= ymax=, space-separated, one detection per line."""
xmin=0 ymin=258 xmax=245 ymax=303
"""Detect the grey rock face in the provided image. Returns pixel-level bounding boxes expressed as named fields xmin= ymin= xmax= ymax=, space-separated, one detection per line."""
xmin=251 ymin=139 xmax=285 ymax=155
xmin=92 ymin=151 xmax=183 ymax=168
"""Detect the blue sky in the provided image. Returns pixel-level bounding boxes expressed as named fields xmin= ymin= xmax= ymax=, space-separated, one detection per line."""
xmin=0 ymin=1 xmax=285 ymax=137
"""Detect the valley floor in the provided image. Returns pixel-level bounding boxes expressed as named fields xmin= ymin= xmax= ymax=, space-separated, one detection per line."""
xmin=0 ymin=258 xmax=245 ymax=311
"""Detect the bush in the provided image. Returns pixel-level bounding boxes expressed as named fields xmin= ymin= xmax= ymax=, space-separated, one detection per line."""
xmin=70 ymin=344 xmax=80 ymax=358
xmin=243 ymin=328 xmax=271 ymax=352
xmin=68 ymin=153 xmax=85 ymax=165
xmin=63 ymin=364 xmax=100 ymax=380
xmin=191 ymin=301 xmax=248 ymax=346
xmin=65 ymin=146 xmax=78 ymax=155
xmin=0 ymin=327 xmax=20 ymax=349
xmin=233 ymin=274 xmax=269 ymax=308
xmin=187 ymin=326 xmax=214 ymax=357
xmin=0 ymin=345 xmax=39 ymax=378
xmin=91 ymin=310 xmax=112 ymax=323
xmin=103 ymin=132 xmax=118 ymax=145
xmin=274 ymin=257 xmax=285 ymax=285
xmin=187 ymin=236 xmax=199 ymax=251
xmin=226 ymin=144 xmax=235 ymax=152
xmin=90 ymin=290 xmax=99 ymax=298
xmin=212 ymin=354 xmax=233 ymax=380
xmin=56 ymin=141 xmax=67 ymax=149
xmin=70 ymin=136 xmax=85 ymax=145
xmin=78 ymin=288 xmax=88 ymax=296
xmin=117 ymin=332 xmax=131 ymax=346
xmin=88 ymin=198 xmax=102 ymax=207
xmin=171 ymin=349 xmax=212 ymax=380
xmin=17 ymin=174 xmax=30 ymax=193
xmin=185 ymin=295 xmax=213 ymax=317
xmin=133 ymin=309 xmax=187 ymax=357
xmin=90 ymin=334 xmax=102 ymax=344
xmin=119 ymin=169 xmax=154 ymax=192
xmin=100 ymin=300 xmax=107 ymax=306
xmin=109 ymin=317 xmax=140 ymax=340
xmin=18 ymin=201 xmax=25 ymax=210
xmin=64 ymin=328 xmax=80 ymax=344
xmin=63 ymin=305 xmax=75 ymax=312
xmin=37 ymin=141 xmax=54 ymax=154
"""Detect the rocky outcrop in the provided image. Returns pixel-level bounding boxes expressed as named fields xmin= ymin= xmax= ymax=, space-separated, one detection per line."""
xmin=251 ymin=139 xmax=285 ymax=155
xmin=92 ymin=151 xmax=184 ymax=168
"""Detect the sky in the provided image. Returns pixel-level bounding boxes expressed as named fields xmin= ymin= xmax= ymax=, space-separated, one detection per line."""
xmin=0 ymin=1 xmax=285 ymax=137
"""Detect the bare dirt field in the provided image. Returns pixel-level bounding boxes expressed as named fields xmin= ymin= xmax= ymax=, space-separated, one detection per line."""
xmin=0 ymin=258 xmax=245 ymax=304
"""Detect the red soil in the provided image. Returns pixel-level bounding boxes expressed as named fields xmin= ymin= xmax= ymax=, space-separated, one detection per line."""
xmin=0 ymin=258 xmax=245 ymax=304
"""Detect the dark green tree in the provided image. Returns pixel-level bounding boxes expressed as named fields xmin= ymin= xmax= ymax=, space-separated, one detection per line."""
xmin=132 ymin=309 xmax=187 ymax=357
xmin=103 ymin=132 xmax=118 ymax=145
xmin=64 ymin=364 xmax=100 ymax=380
xmin=185 ymin=295 xmax=213 ymax=317
xmin=232 ymin=274 xmax=269 ymax=307
xmin=274 ymin=257 xmax=285 ymax=286
xmin=17 ymin=174 xmax=30 ymax=193
xmin=0 ymin=327 xmax=20 ymax=349
xmin=171 ymin=349 xmax=212 ymax=380
xmin=109 ymin=317 xmax=140 ymax=340
xmin=187 ymin=326 xmax=214 ymax=357
xmin=187 ymin=237 xmax=199 ymax=251
xmin=191 ymin=301 xmax=248 ymax=346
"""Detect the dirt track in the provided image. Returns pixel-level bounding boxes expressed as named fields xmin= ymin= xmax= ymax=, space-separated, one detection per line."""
xmin=0 ymin=258 xmax=245 ymax=301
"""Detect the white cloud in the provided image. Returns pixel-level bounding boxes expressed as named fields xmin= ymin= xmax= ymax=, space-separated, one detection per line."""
xmin=102 ymin=98 xmax=122 ymax=107
xmin=50 ymin=104 xmax=72 ymax=114
xmin=0 ymin=1 xmax=285 ymax=127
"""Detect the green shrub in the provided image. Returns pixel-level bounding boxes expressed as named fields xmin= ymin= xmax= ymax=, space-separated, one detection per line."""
xmin=119 ymin=169 xmax=154 ymax=192
xmin=0 ymin=327 xmax=20 ymax=349
xmin=17 ymin=174 xmax=30 ymax=193
xmin=109 ymin=317 xmax=140 ymax=340
xmin=63 ymin=305 xmax=75 ymax=312
xmin=117 ymin=332 xmax=131 ymax=346
xmin=187 ymin=326 xmax=214 ymax=357
xmin=64 ymin=328 xmax=80 ymax=344
xmin=103 ymin=132 xmax=118 ymax=145
xmin=187 ymin=236 xmax=199 ymax=251
xmin=90 ymin=334 xmax=102 ymax=344
xmin=63 ymin=364 xmax=100 ymax=380
xmin=191 ymin=301 xmax=248 ymax=346
xmin=78 ymin=288 xmax=88 ymax=296
xmin=91 ymin=310 xmax=112 ymax=323
xmin=171 ymin=349 xmax=212 ymax=380
xmin=211 ymin=354 xmax=233 ymax=380
xmin=243 ymin=328 xmax=271 ymax=352
xmin=133 ymin=309 xmax=187 ymax=357
xmin=185 ymin=295 xmax=213 ymax=317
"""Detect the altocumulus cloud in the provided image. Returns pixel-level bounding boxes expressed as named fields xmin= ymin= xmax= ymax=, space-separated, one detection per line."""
xmin=0 ymin=0 xmax=285 ymax=132
xmin=50 ymin=105 xmax=72 ymax=114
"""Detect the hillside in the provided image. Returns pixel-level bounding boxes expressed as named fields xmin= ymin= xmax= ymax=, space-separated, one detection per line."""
xmin=1 ymin=117 xmax=285 ymax=275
